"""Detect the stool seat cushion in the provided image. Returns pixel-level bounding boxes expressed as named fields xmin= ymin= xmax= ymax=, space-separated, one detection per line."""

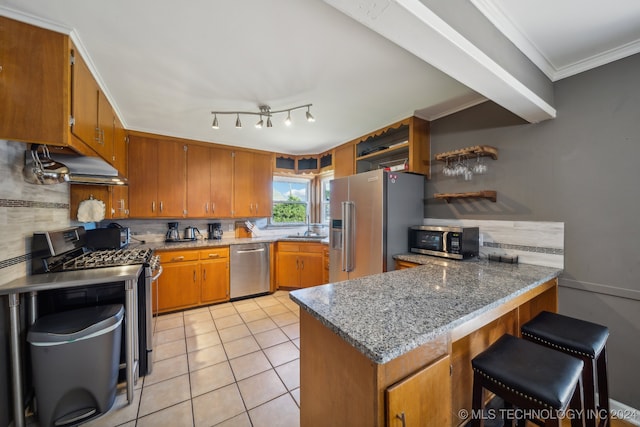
xmin=521 ymin=311 xmax=609 ymax=358
xmin=472 ymin=334 xmax=584 ymax=410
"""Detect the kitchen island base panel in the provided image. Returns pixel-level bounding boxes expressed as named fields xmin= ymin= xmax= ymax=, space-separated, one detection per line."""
xmin=299 ymin=310 xmax=449 ymax=427
xmin=298 ymin=278 xmax=558 ymax=427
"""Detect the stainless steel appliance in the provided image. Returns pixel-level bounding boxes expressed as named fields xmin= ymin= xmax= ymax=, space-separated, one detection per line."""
xmin=184 ymin=226 xmax=201 ymax=240
xmin=31 ymin=227 xmax=162 ymax=376
xmin=329 ymin=169 xmax=424 ymax=282
xmin=230 ymin=243 xmax=270 ymax=299
xmin=409 ymin=225 xmax=479 ymax=260
xmin=165 ymin=222 xmax=180 ymax=242
xmin=86 ymin=227 xmax=130 ymax=249
xmin=208 ymin=223 xmax=223 ymax=240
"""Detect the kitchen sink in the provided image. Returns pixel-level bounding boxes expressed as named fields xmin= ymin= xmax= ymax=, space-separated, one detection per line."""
xmin=285 ymin=234 xmax=326 ymax=240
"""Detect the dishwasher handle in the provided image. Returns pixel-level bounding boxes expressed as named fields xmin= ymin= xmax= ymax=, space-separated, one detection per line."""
xmin=236 ymin=248 xmax=266 ymax=254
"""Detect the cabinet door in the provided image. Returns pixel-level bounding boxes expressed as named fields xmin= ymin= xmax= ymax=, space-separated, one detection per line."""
xmin=128 ymin=136 xmax=158 ymax=217
xmin=333 ymin=143 xmax=354 ymax=178
xmin=157 ymin=261 xmax=200 ymax=312
xmin=69 ymin=185 xmax=110 ymax=220
xmin=186 ymin=144 xmax=211 ymax=218
xmin=299 ymin=253 xmax=324 ymax=288
xmin=111 ymin=185 xmax=129 ymax=219
xmin=96 ymin=91 xmax=114 ymax=160
xmin=252 ymin=152 xmax=273 ymax=217
xmin=0 ymin=17 xmax=68 ymax=145
xmin=71 ymin=48 xmax=99 ymax=150
xmin=156 ymin=140 xmax=186 ymax=217
xmin=233 ymin=150 xmax=254 ymax=217
xmin=277 ymin=252 xmax=301 ymax=288
xmin=201 ymin=258 xmax=229 ymax=304
xmin=386 ymin=355 xmax=451 ymax=427
xmin=210 ymin=147 xmax=233 ymax=217
xmin=112 ymin=115 xmax=128 ymax=176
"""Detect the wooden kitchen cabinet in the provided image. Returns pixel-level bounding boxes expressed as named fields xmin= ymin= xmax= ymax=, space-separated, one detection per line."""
xmin=69 ymin=184 xmax=129 ymax=220
xmin=128 ymin=134 xmax=186 ymax=217
xmin=233 ymin=150 xmax=272 ymax=217
xmin=395 ymin=260 xmax=420 ymax=270
xmin=111 ymin=112 xmax=128 ymax=176
xmin=186 ymin=144 xmax=233 ymax=218
xmin=333 ymin=142 xmax=355 ymax=178
xmin=386 ymin=355 xmax=451 ymax=427
xmin=276 ymin=242 xmax=325 ymax=288
xmin=199 ymin=248 xmax=230 ymax=304
xmin=354 ymin=116 xmax=430 ymax=177
xmin=156 ymin=247 xmax=231 ymax=313
xmin=0 ymin=17 xmax=69 ymax=146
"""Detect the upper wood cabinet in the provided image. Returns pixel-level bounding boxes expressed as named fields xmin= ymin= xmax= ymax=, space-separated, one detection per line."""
xmin=0 ymin=17 xmax=127 ymax=173
xmin=186 ymin=144 xmax=233 ymax=218
xmin=112 ymin=115 xmax=128 ymax=177
xmin=128 ymin=134 xmax=186 ymax=217
xmin=355 ymin=116 xmax=430 ymax=177
xmin=333 ymin=142 xmax=355 ymax=178
xmin=233 ymin=150 xmax=272 ymax=218
xmin=69 ymin=184 xmax=129 ymax=220
xmin=0 ymin=16 xmax=69 ymax=146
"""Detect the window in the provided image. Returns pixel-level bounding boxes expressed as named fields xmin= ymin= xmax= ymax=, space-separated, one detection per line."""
xmin=320 ymin=174 xmax=333 ymax=225
xmin=272 ymin=176 xmax=310 ymax=224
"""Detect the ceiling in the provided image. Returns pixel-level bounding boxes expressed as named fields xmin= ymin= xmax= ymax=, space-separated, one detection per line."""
xmin=2 ymin=0 xmax=639 ymax=155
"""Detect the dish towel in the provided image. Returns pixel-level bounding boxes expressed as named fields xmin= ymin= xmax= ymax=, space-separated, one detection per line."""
xmin=77 ymin=197 xmax=106 ymax=222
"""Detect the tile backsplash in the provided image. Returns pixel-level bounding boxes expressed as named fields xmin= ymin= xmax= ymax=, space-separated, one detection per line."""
xmin=0 ymin=140 xmax=70 ymax=285
xmin=423 ymin=218 xmax=564 ymax=268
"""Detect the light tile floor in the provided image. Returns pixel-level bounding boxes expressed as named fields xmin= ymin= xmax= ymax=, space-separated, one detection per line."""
xmin=82 ymin=290 xmax=301 ymax=427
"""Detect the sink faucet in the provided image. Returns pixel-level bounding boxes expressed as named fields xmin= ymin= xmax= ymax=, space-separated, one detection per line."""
xmin=304 ymin=214 xmax=312 ymax=236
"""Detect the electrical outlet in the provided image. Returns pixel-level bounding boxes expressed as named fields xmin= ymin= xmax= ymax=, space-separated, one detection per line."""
xmin=228 ymin=223 xmax=233 ymax=232
xmin=479 ymin=233 xmax=484 ymax=247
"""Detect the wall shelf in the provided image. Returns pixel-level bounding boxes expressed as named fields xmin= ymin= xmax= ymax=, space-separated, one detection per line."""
xmin=434 ymin=191 xmax=497 ymax=203
xmin=435 ymin=145 xmax=498 ymax=162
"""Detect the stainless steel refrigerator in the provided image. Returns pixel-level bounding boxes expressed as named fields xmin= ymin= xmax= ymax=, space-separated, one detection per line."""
xmin=329 ymin=169 xmax=425 ymax=282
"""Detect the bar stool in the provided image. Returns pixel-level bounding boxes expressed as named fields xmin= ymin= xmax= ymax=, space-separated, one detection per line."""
xmin=471 ymin=334 xmax=584 ymax=427
xmin=521 ymin=311 xmax=609 ymax=427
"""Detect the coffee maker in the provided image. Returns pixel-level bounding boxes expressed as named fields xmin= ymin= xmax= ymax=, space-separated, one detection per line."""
xmin=208 ymin=223 xmax=223 ymax=240
xmin=166 ymin=222 xmax=180 ymax=242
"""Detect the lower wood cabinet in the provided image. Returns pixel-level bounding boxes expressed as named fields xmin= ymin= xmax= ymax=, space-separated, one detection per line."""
xmin=386 ymin=355 xmax=451 ymax=427
xmin=276 ymin=242 xmax=325 ymax=289
xmin=156 ymin=247 xmax=229 ymax=313
xmin=394 ymin=259 xmax=420 ymax=270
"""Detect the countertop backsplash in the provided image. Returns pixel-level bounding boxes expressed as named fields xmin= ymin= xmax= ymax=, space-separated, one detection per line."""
xmin=422 ymin=218 xmax=564 ymax=269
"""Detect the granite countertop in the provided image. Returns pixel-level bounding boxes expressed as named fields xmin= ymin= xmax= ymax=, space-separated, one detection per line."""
xmin=141 ymin=235 xmax=328 ymax=251
xmin=289 ymin=258 xmax=562 ymax=364
xmin=0 ymin=265 xmax=143 ymax=296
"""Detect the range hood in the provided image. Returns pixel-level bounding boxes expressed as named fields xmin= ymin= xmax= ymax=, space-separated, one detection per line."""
xmin=25 ymin=150 xmax=127 ymax=185
xmin=51 ymin=153 xmax=127 ymax=185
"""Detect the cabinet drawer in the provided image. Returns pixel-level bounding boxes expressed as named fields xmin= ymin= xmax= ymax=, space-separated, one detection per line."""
xmin=199 ymin=247 xmax=229 ymax=260
xmin=278 ymin=242 xmax=301 ymax=252
xmin=158 ymin=250 xmax=199 ymax=263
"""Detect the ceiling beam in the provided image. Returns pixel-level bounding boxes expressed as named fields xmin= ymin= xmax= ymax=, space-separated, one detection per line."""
xmin=323 ymin=0 xmax=556 ymax=123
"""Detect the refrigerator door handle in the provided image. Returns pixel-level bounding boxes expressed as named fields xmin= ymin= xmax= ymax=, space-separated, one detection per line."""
xmin=343 ymin=201 xmax=354 ymax=272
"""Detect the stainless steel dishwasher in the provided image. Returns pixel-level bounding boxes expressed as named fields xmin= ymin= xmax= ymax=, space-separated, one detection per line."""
xmin=230 ymin=243 xmax=270 ymax=299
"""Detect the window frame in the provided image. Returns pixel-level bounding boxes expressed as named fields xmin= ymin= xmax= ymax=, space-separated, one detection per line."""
xmin=271 ymin=175 xmax=312 ymax=225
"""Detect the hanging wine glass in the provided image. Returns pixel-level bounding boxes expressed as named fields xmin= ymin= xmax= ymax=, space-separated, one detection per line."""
xmin=472 ymin=153 xmax=488 ymax=174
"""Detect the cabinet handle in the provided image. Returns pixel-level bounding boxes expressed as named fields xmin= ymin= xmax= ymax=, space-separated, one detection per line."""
xmin=296 ymin=259 xmax=299 ymax=270
xmin=208 ymin=253 xmax=219 ymax=258
xmin=203 ymin=270 xmax=206 ymax=281
xmin=205 ymin=202 xmax=209 ymax=213
xmin=110 ymin=208 xmax=115 ymax=215
xmin=249 ymin=203 xmax=253 ymax=213
xmin=160 ymin=201 xmax=164 ymax=212
xmin=212 ymin=202 xmax=215 ymax=213
xmin=193 ymin=270 xmax=197 ymax=282
xmin=255 ymin=203 xmax=259 ymax=213
xmin=301 ymin=260 xmax=304 ymax=270
xmin=172 ymin=256 xmax=184 ymax=261
xmin=152 ymin=201 xmax=156 ymax=212
xmin=396 ymin=412 xmax=406 ymax=427
xmin=95 ymin=127 xmax=101 ymax=142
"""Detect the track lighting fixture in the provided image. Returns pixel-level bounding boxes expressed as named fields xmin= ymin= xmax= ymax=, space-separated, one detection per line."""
xmin=210 ymin=104 xmax=314 ymax=129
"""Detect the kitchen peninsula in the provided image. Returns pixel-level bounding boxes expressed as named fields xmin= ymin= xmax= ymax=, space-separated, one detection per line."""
xmin=290 ymin=258 xmax=562 ymax=427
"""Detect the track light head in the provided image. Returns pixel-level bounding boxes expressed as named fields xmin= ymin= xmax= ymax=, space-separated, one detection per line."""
xmin=266 ymin=116 xmax=273 ymax=128
xmin=306 ymin=106 xmax=315 ymax=122
xmin=256 ymin=115 xmax=264 ymax=129
xmin=235 ymin=114 xmax=242 ymax=128
xmin=212 ymin=114 xmax=219 ymax=129
xmin=284 ymin=110 xmax=292 ymax=126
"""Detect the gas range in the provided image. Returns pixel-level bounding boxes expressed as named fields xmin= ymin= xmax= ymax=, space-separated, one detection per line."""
xmin=62 ymin=248 xmax=159 ymax=272
xmin=32 ymin=227 xmax=158 ymax=274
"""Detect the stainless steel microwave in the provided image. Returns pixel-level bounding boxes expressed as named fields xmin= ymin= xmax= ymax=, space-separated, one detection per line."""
xmin=409 ymin=225 xmax=479 ymax=259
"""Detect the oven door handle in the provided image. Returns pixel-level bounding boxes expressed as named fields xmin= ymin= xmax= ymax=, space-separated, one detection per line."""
xmin=151 ymin=266 xmax=163 ymax=281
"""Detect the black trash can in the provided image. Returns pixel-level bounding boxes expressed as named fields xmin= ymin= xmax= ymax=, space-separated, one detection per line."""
xmin=27 ymin=304 xmax=124 ymax=427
